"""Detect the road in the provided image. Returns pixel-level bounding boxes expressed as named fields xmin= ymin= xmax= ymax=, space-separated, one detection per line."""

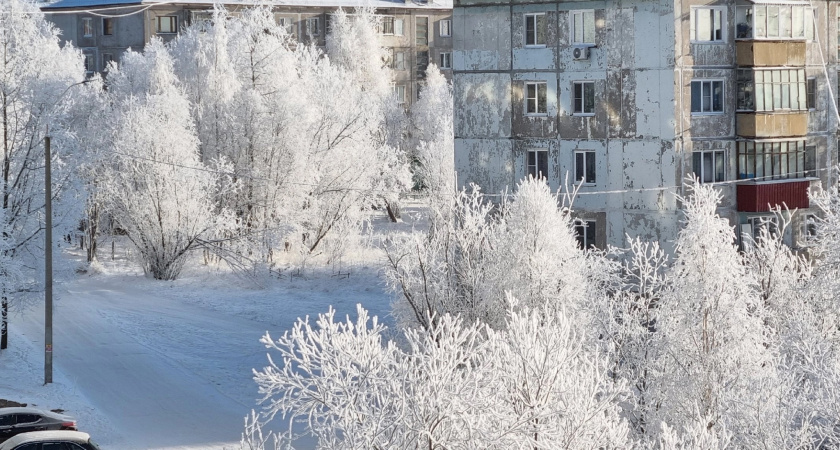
xmin=10 ymin=267 xmax=388 ymax=449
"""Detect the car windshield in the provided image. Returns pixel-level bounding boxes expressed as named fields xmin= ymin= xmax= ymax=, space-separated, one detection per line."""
xmin=88 ymin=439 xmax=103 ymax=450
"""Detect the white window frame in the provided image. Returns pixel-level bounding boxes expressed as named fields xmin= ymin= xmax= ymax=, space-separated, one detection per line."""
xmin=440 ymin=19 xmax=451 ymax=37
xmin=82 ymin=17 xmax=93 ymax=37
xmin=692 ymin=150 xmax=726 ymax=183
xmin=735 ymin=5 xmax=815 ymax=40
xmin=82 ymin=48 xmax=96 ymax=77
xmin=380 ymin=16 xmax=396 ymax=35
xmin=574 ymin=219 xmax=597 ymax=250
xmin=574 ymin=150 xmax=596 ymax=185
xmin=416 ymin=16 xmax=429 ymax=45
xmin=156 ymin=16 xmax=178 ymax=34
xmin=525 ymin=82 xmax=548 ymax=116
xmin=392 ymin=51 xmax=406 ymax=71
xmin=393 ymin=84 xmax=407 ymax=106
xmin=570 ymin=10 xmax=595 ymax=45
xmin=572 ymin=81 xmax=595 ymax=116
xmin=527 ymin=149 xmax=549 ymax=180
xmin=743 ymin=215 xmax=780 ymax=246
xmin=306 ymin=17 xmax=320 ymax=37
xmin=395 ymin=18 xmax=404 ymax=36
xmin=691 ymin=6 xmax=726 ymax=43
xmin=524 ymin=13 xmax=546 ymax=47
xmin=276 ymin=16 xmax=294 ymax=35
xmin=439 ymin=52 xmax=452 ymax=70
xmin=691 ymin=79 xmax=725 ymax=114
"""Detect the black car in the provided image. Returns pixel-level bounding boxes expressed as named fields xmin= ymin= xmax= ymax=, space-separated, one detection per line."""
xmin=0 ymin=408 xmax=77 ymax=443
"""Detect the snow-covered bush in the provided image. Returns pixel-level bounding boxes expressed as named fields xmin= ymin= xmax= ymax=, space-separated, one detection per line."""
xmin=101 ymin=41 xmax=220 ymax=280
xmin=251 ymin=301 xmax=630 ymax=449
xmin=384 ymin=177 xmax=606 ymax=331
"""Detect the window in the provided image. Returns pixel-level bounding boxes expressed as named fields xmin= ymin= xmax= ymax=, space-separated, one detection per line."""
xmin=805 ymin=145 xmax=816 ymax=177
xmin=735 ymin=5 xmax=814 ymax=40
xmin=805 ymin=214 xmax=818 ymax=238
xmin=524 ymin=13 xmax=546 ymax=47
xmin=82 ymin=49 xmax=95 ymax=76
xmin=395 ymin=18 xmax=404 ymax=36
xmin=277 ymin=16 xmax=294 ymax=35
xmin=691 ymin=7 xmax=724 ymax=42
xmin=527 ymin=149 xmax=548 ymax=180
xmin=744 ymin=216 xmax=779 ymax=245
xmin=392 ymin=51 xmax=406 ymax=70
xmin=306 ymin=17 xmax=320 ymax=37
xmin=102 ymin=17 xmax=114 ymax=36
xmin=574 ymin=219 xmax=597 ymax=250
xmin=575 ymin=150 xmax=596 ymax=184
xmin=737 ymin=140 xmax=814 ymax=180
xmin=156 ymin=16 xmax=177 ymax=34
xmin=573 ymin=81 xmax=595 ymax=115
xmin=393 ymin=85 xmax=407 ymax=106
xmin=525 ymin=82 xmax=547 ymax=115
xmin=416 ymin=17 xmax=428 ymax=45
xmin=691 ymin=79 xmax=724 ymax=113
xmin=416 ymin=51 xmax=429 ymax=78
xmin=381 ymin=16 xmax=395 ymax=34
xmin=807 ymin=77 xmax=816 ymax=110
xmin=440 ymin=19 xmax=451 ymax=37
xmin=692 ymin=150 xmax=726 ymax=183
xmin=736 ymin=69 xmax=807 ymax=112
xmin=82 ymin=17 xmax=93 ymax=37
xmin=102 ymin=53 xmax=114 ymax=72
xmin=439 ymin=52 xmax=452 ymax=69
xmin=571 ymin=10 xmax=595 ymax=45
xmin=15 ymin=414 xmax=40 ymax=424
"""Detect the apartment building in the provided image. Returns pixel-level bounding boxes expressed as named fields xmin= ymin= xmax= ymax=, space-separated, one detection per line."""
xmin=453 ymin=0 xmax=838 ymax=252
xmin=41 ymin=0 xmax=453 ymax=107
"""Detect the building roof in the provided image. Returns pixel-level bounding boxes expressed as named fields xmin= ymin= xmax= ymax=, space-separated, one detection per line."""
xmin=42 ymin=0 xmax=452 ymax=10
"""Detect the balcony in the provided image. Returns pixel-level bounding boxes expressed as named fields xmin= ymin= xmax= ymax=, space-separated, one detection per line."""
xmin=735 ymin=41 xmax=805 ymax=67
xmin=736 ymin=112 xmax=808 ymax=139
xmin=736 ymin=179 xmax=811 ymax=212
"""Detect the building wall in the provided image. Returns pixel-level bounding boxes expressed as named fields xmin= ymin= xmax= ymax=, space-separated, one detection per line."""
xmin=454 ymin=0 xmax=680 ymax=250
xmin=454 ymin=0 xmax=839 ymax=252
xmin=44 ymin=3 xmax=452 ymax=108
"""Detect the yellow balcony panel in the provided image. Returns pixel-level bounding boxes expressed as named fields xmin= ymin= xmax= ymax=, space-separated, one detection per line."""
xmin=736 ymin=41 xmax=806 ymax=67
xmin=736 ymin=112 xmax=808 ymax=138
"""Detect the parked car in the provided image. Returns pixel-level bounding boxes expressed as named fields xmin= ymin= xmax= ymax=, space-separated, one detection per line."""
xmin=0 ymin=408 xmax=76 ymax=443
xmin=0 ymin=430 xmax=100 ymax=450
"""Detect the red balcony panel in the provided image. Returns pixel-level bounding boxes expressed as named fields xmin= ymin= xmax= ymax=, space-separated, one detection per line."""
xmin=736 ymin=180 xmax=810 ymax=212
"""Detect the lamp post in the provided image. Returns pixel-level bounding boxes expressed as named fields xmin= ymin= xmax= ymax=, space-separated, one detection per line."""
xmin=44 ymin=78 xmax=89 ymax=385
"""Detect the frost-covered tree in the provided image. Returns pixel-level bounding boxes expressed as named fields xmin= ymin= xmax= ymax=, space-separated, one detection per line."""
xmin=651 ymin=182 xmax=776 ymax=446
xmin=384 ymin=178 xmax=605 ymax=331
xmin=409 ymin=65 xmax=454 ymax=195
xmin=251 ymin=301 xmax=630 ymax=449
xmin=100 ymin=40 xmax=219 ymax=280
xmin=0 ymin=0 xmax=87 ymax=349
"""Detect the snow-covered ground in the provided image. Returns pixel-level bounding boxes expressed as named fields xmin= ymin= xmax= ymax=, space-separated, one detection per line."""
xmin=0 ymin=205 xmax=425 ymax=449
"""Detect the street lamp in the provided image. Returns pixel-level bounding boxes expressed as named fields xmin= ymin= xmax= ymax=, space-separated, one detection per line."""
xmin=44 ymin=78 xmax=90 ymax=385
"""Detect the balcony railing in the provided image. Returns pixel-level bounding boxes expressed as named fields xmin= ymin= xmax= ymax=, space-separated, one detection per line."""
xmin=736 ymin=179 xmax=811 ymax=212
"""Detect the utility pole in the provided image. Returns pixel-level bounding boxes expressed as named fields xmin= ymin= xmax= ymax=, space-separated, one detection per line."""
xmin=44 ymin=135 xmax=52 ymax=385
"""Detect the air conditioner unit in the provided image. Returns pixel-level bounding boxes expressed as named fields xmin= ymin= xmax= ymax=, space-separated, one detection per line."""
xmin=572 ymin=46 xmax=590 ymax=60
